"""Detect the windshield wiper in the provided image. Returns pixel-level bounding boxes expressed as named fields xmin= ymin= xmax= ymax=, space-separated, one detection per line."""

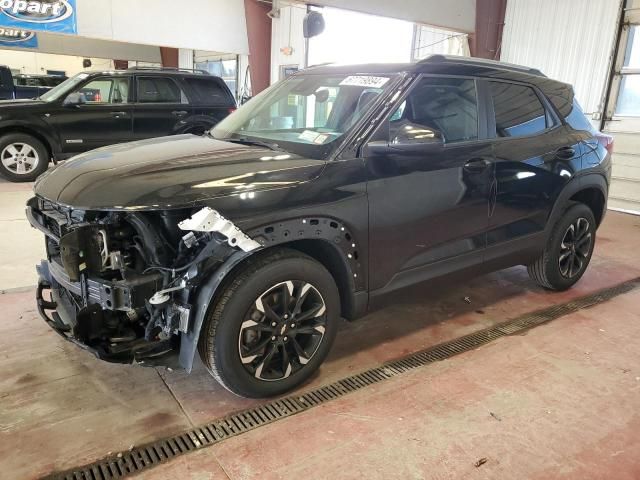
xmin=209 ymin=133 xmax=283 ymax=152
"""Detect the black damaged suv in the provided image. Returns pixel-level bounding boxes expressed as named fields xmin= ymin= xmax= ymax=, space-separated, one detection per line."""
xmin=1 ymin=67 xmax=236 ymax=182
xmin=28 ymin=55 xmax=612 ymax=398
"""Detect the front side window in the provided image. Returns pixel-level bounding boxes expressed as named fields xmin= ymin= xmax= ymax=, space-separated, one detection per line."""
xmin=490 ymin=82 xmax=547 ymax=137
xmin=387 ymin=77 xmax=478 ymax=144
xmin=212 ymin=73 xmax=397 ymax=159
xmin=136 ymin=77 xmax=188 ymax=104
xmin=39 ymin=72 xmax=89 ymax=102
xmin=77 ymin=77 xmax=131 ymax=104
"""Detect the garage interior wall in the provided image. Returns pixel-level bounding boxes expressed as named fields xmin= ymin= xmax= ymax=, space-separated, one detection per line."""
xmin=0 ymin=51 xmax=113 ymax=76
xmin=270 ymin=4 xmax=306 ymax=84
xmin=0 ymin=33 xmax=162 ymax=74
xmin=501 ymin=0 xmax=621 ymax=117
xmin=76 ymin=0 xmax=249 ymax=55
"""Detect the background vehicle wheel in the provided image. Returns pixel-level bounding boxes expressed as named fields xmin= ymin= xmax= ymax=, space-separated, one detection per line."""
xmin=199 ymin=249 xmax=340 ymax=398
xmin=0 ymin=133 xmax=49 ymax=182
xmin=527 ymin=203 xmax=596 ymax=291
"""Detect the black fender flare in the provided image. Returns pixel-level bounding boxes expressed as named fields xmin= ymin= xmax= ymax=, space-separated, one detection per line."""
xmin=544 ymin=172 xmax=608 ymax=240
xmin=178 ymin=216 xmax=365 ymax=372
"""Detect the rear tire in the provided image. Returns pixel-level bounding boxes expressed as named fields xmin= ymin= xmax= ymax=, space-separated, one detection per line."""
xmin=199 ymin=249 xmax=340 ymax=398
xmin=0 ymin=133 xmax=49 ymax=182
xmin=527 ymin=203 xmax=596 ymax=291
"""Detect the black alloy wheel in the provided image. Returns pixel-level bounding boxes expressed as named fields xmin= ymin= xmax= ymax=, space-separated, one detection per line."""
xmin=238 ymin=280 xmax=327 ymax=381
xmin=527 ymin=202 xmax=596 ymax=291
xmin=199 ymin=249 xmax=340 ymax=398
xmin=558 ymin=217 xmax=592 ymax=279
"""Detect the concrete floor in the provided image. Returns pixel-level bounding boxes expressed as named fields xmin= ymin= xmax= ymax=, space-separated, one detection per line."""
xmin=1 ymin=176 xmax=639 ymax=479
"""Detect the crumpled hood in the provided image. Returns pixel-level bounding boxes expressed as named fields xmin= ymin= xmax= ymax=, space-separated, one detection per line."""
xmin=34 ymin=135 xmax=326 ymax=210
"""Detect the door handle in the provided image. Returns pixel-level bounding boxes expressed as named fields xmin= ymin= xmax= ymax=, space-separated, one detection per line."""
xmin=555 ymin=146 xmax=575 ymax=160
xmin=172 ymin=110 xmax=188 ymax=117
xmin=110 ymin=111 xmax=127 ymax=118
xmin=463 ymin=158 xmax=491 ymax=172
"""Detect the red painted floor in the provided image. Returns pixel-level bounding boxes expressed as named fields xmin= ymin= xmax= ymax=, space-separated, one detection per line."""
xmin=139 ymin=288 xmax=640 ymax=480
xmin=0 ymin=211 xmax=639 ymax=479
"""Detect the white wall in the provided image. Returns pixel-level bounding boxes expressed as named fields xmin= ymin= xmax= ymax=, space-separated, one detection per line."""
xmin=0 ymin=50 xmax=112 ymax=76
xmin=501 ymin=0 xmax=621 ymax=116
xmin=76 ymin=0 xmax=249 ymax=55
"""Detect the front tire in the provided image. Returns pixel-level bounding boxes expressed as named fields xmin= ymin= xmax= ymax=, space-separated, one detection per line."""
xmin=528 ymin=203 xmax=596 ymax=291
xmin=0 ymin=133 xmax=49 ymax=182
xmin=199 ymin=249 xmax=340 ymax=398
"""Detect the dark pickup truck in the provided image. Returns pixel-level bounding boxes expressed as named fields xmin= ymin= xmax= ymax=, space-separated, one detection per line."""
xmin=0 ymin=65 xmax=66 ymax=100
xmin=0 ymin=67 xmax=236 ymax=181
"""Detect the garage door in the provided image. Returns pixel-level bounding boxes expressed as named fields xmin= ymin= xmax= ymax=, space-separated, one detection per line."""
xmin=605 ymin=5 xmax=640 ymax=213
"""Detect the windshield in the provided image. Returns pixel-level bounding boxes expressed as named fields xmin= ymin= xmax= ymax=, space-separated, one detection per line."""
xmin=211 ymin=73 xmax=397 ymax=159
xmin=39 ymin=72 xmax=90 ymax=102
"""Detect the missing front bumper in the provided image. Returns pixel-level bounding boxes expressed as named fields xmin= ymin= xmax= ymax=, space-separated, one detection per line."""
xmin=36 ymin=260 xmax=180 ymax=368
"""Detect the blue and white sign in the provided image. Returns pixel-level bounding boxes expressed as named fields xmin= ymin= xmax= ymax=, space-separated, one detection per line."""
xmin=0 ymin=27 xmax=38 ymax=47
xmin=0 ymin=0 xmax=76 ymax=34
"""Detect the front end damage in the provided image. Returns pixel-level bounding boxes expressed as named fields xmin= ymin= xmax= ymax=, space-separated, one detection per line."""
xmin=27 ymin=198 xmax=260 ymax=369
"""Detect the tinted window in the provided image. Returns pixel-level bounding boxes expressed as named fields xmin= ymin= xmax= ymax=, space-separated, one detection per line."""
xmin=490 ymin=82 xmax=547 ymax=137
xmin=389 ymin=77 xmax=478 ymax=144
xmin=565 ymin=99 xmax=595 ymax=133
xmin=76 ymin=77 xmax=130 ymax=104
xmin=136 ymin=77 xmax=187 ymax=103
xmin=184 ymin=77 xmax=232 ymax=105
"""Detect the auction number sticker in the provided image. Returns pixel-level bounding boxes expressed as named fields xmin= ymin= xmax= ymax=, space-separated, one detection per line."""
xmin=339 ymin=76 xmax=390 ymax=88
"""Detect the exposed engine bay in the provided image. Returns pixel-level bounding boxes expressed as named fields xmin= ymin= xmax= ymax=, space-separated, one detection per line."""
xmin=27 ymin=197 xmax=260 ymax=368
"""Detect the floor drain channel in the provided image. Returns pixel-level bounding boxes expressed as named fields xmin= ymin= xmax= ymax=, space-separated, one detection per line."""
xmin=42 ymin=276 xmax=640 ymax=480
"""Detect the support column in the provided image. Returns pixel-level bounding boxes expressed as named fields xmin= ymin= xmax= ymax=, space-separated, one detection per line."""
xmin=160 ymin=47 xmax=179 ymax=68
xmin=244 ymin=0 xmax=272 ymax=94
xmin=470 ymin=0 xmax=507 ymax=59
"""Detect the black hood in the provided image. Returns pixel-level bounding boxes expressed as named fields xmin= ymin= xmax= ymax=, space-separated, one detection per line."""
xmin=0 ymin=98 xmax=47 ymax=109
xmin=34 ymin=135 xmax=326 ymax=210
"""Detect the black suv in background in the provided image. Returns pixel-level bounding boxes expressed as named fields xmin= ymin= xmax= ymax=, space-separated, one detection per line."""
xmin=28 ymin=55 xmax=612 ymax=398
xmin=0 ymin=67 xmax=236 ymax=181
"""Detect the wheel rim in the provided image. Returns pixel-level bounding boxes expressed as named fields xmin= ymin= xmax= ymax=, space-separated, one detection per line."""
xmin=238 ymin=280 xmax=327 ymax=382
xmin=1 ymin=142 xmax=39 ymax=175
xmin=559 ymin=217 xmax=592 ymax=279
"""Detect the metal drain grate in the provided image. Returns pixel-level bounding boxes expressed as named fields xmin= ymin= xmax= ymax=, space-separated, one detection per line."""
xmin=43 ymin=277 xmax=640 ymax=480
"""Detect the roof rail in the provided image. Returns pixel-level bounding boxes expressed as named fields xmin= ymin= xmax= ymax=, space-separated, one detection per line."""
xmin=419 ymin=54 xmax=545 ymax=77
xmin=126 ymin=66 xmax=210 ymax=75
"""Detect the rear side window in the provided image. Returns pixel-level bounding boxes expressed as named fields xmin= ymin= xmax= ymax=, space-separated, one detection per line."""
xmin=184 ymin=77 xmax=232 ymax=105
xmin=136 ymin=76 xmax=188 ymax=104
xmin=565 ymin=99 xmax=596 ymax=133
xmin=490 ymin=82 xmax=547 ymax=137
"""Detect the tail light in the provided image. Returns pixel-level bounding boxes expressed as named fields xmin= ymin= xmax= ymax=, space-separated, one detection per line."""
xmin=596 ymin=133 xmax=614 ymax=156
xmin=228 ymin=107 xmax=236 ymax=114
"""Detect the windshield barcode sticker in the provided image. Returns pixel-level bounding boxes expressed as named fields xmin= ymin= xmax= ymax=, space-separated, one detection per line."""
xmin=339 ymin=76 xmax=389 ymax=88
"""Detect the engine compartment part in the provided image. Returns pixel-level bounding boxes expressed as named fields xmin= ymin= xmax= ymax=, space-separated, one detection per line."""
xmin=178 ymin=207 xmax=261 ymax=252
xmin=28 ymin=198 xmax=252 ymax=369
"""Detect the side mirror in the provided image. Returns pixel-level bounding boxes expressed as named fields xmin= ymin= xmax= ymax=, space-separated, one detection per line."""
xmin=391 ymin=122 xmax=444 ymax=145
xmin=63 ymin=92 xmax=86 ymax=107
